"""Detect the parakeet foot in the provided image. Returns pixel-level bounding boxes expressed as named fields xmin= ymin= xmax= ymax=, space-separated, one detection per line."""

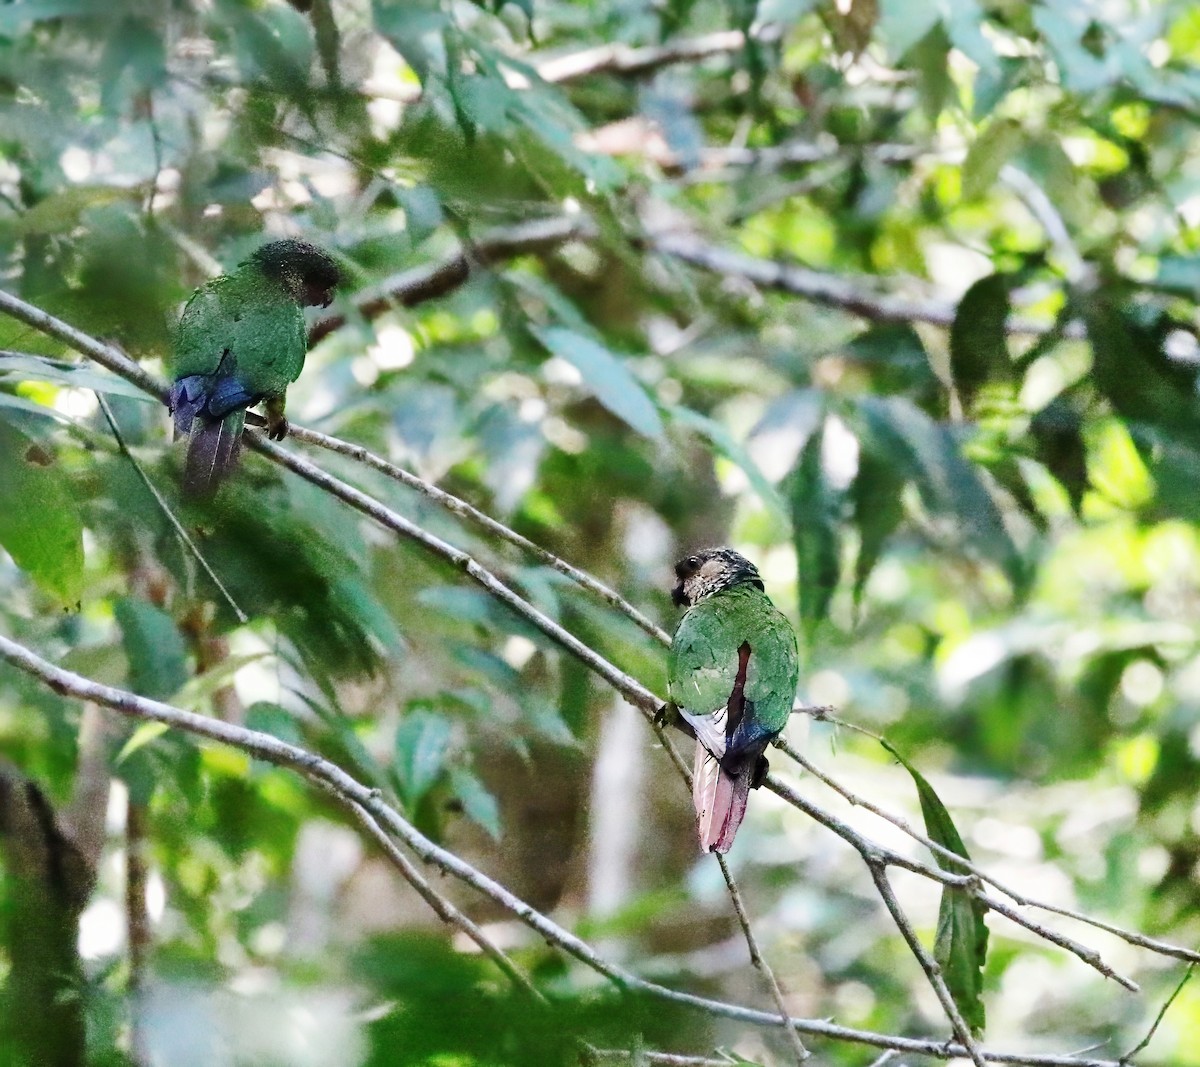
xmin=751 ymin=754 xmax=769 ymax=789
xmin=267 ymin=415 xmax=289 ymax=441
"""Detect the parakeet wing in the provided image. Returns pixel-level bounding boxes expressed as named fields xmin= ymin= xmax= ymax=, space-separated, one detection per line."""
xmin=173 ymin=270 xmax=307 ymax=397
xmin=668 ymin=585 xmax=799 ymax=753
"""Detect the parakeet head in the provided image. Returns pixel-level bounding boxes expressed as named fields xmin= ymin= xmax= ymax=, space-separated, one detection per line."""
xmin=249 ymin=239 xmax=342 ymax=308
xmin=671 ymin=547 xmax=764 ymax=607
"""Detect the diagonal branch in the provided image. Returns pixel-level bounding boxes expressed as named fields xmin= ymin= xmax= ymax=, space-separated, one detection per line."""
xmin=285 ymin=424 xmax=669 ymax=645
xmin=0 ymin=633 xmax=1138 ymax=1067
xmin=716 ymin=854 xmax=809 ymax=1063
xmin=869 ymin=864 xmax=985 ymax=1067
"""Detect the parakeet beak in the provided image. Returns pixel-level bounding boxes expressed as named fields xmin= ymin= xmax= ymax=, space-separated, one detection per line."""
xmin=671 ymin=582 xmax=688 ymax=607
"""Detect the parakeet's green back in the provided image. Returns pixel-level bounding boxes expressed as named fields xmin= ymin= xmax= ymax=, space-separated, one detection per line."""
xmin=668 ymin=583 xmax=798 ymax=737
xmin=173 ymin=266 xmax=307 ymax=398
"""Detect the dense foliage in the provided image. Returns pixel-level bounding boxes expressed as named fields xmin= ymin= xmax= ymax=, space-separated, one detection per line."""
xmin=4 ymin=0 xmax=1200 ymax=1063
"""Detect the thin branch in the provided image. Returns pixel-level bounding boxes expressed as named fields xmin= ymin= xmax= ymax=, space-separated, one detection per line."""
xmin=868 ymin=864 xmax=986 ymax=1067
xmin=0 ymin=633 xmax=1143 ymax=1067
xmin=309 ymin=215 xmax=589 ymax=343
xmin=647 ymin=232 xmax=1085 ymax=338
xmin=586 ymin=1051 xmax=740 ymax=1067
xmin=775 ymin=739 xmax=1143 ymax=988
xmin=286 ymin=424 xmax=669 ymax=645
xmin=534 ymin=23 xmax=782 ymax=84
xmin=344 ymin=800 xmax=543 ymax=1001
xmin=124 ymin=801 xmax=152 ymax=1067
xmin=779 ymin=728 xmax=1200 ymax=968
xmin=716 ymin=854 xmax=809 ymax=1063
xmin=1119 ymin=963 xmax=1194 ymax=1065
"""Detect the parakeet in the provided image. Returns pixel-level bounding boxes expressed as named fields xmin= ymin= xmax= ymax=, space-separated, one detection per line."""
xmin=168 ymin=239 xmax=341 ymax=497
xmin=663 ymin=548 xmax=799 ymax=853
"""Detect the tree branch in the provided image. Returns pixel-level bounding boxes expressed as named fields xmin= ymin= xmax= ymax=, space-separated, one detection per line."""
xmin=0 ymin=633 xmax=1143 ymax=1067
xmin=716 ymin=853 xmax=809 ymax=1063
xmin=647 ymin=232 xmax=1085 ymax=338
xmin=309 ymin=215 xmax=589 ymax=343
xmin=869 ymin=864 xmax=986 ymax=1067
xmin=285 ymin=424 xmax=669 ymax=645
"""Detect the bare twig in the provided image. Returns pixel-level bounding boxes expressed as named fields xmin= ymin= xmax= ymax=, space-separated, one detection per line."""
xmin=1119 ymin=964 xmax=1194 ymax=1065
xmin=125 ymin=801 xmax=152 ymax=1066
xmin=534 ymin=24 xmax=782 ymax=84
xmin=344 ymin=801 xmax=543 ymax=1000
xmin=0 ymin=634 xmax=1146 ymax=1067
xmin=716 ymin=854 xmax=809 ymax=1063
xmin=647 ymin=232 xmax=1086 ymax=338
xmin=868 ymin=864 xmax=986 ymax=1067
xmin=309 ymin=215 xmax=589 ymax=343
xmin=285 ymin=424 xmax=669 ymax=644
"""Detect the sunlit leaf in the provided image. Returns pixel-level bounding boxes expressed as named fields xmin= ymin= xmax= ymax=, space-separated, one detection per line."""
xmin=394 ymin=709 xmax=453 ymax=808
xmin=448 ymin=766 xmax=501 ymax=839
xmin=0 ymin=419 xmax=84 ymax=606
xmin=533 ymin=325 xmax=663 ymax=438
xmin=962 ymin=119 xmax=1023 ymax=201
xmin=882 ymin=739 xmax=988 ymax=1035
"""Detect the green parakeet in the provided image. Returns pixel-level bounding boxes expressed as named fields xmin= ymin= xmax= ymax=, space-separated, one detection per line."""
xmin=168 ymin=239 xmax=341 ymax=497
xmin=665 ymin=548 xmax=799 ymax=853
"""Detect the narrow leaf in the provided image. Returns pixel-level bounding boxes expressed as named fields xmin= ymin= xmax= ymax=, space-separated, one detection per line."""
xmin=449 ymin=766 xmax=501 ymax=839
xmin=533 ymin=326 xmax=663 ymax=438
xmin=883 ymin=739 xmax=988 ymax=1035
xmin=114 ymin=596 xmax=189 ymax=701
xmin=854 ymin=396 xmax=1020 ymax=585
xmin=394 ymin=710 xmax=453 ymax=808
xmin=116 ymin=722 xmax=171 ymax=765
xmin=790 ymin=419 xmax=841 ymax=638
xmin=672 ymin=406 xmax=789 ymax=524
xmin=851 ymin=443 xmax=906 ymax=605
xmin=962 ymin=119 xmax=1023 ymax=201
xmin=0 ymin=419 xmax=84 ymax=606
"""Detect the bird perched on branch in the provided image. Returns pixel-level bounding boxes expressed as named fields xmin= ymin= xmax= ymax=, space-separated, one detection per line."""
xmin=168 ymin=239 xmax=341 ymax=497
xmin=660 ymin=548 xmax=799 ymax=853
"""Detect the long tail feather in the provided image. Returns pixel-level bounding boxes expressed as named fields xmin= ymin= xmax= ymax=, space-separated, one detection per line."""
xmin=693 ymin=741 xmax=755 ymax=853
xmin=183 ymin=409 xmax=246 ymax=499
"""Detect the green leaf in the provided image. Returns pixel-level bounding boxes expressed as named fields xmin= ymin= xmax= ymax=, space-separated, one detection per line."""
xmin=0 ymin=353 xmax=155 ymax=401
xmin=114 ymin=596 xmax=189 ymax=701
xmin=0 ymin=420 xmax=84 ymax=606
xmin=115 ymin=721 xmax=171 ymax=765
xmin=854 ymin=396 xmax=1020 ymax=584
xmin=394 ymin=710 xmax=453 ymax=808
xmin=672 ymin=406 xmax=790 ymax=525
xmin=962 ymin=119 xmax=1023 ymax=201
xmin=789 ymin=419 xmax=841 ymax=638
xmin=851 ymin=441 xmax=906 ymax=605
xmin=949 ymin=274 xmax=1011 ymax=409
xmin=882 ymin=739 xmax=988 ymax=1035
xmin=533 ymin=326 xmax=663 ymax=438
xmin=448 ymin=766 xmax=501 ymax=839
xmin=878 ymin=0 xmax=939 ymax=58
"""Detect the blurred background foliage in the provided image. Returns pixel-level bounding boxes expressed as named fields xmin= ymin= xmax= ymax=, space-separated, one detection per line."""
xmin=4 ymin=0 xmax=1200 ymax=1062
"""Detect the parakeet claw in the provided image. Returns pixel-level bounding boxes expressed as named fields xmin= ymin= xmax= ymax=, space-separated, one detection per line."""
xmin=267 ymin=415 xmax=289 ymax=441
xmin=653 ymin=703 xmax=674 ymax=728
